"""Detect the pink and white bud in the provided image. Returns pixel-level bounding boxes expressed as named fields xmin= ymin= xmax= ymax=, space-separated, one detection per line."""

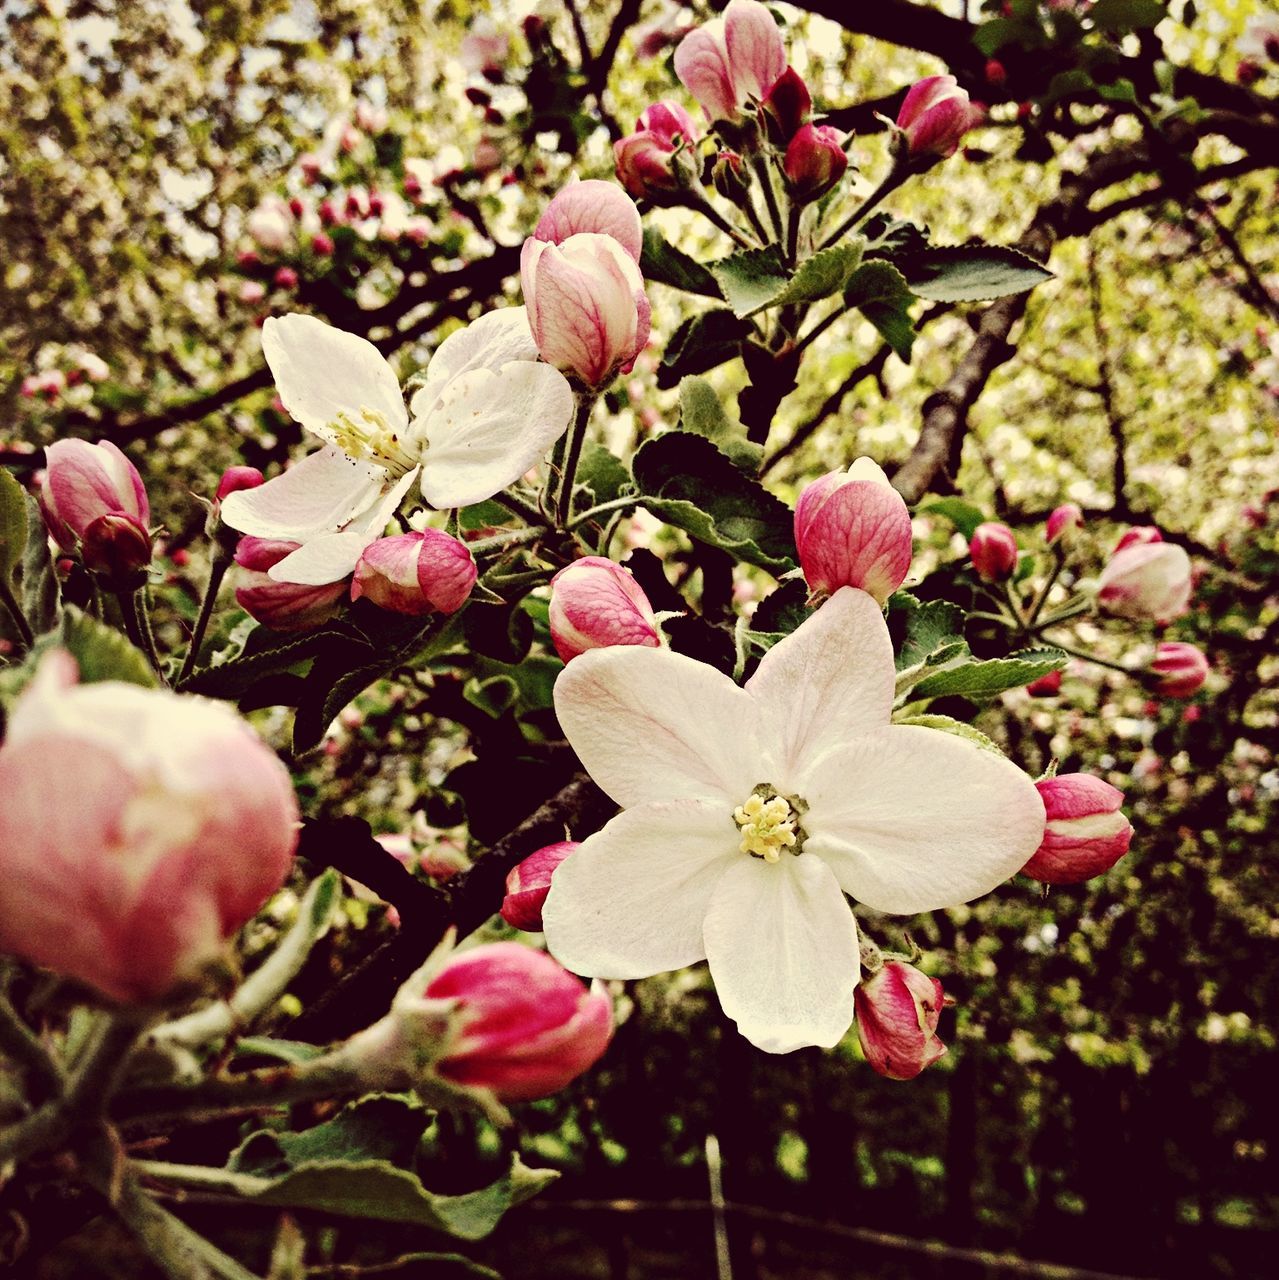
xmin=549 ymin=557 xmax=661 ymax=662
xmin=274 ymin=266 xmax=299 ymax=290
xmin=80 ymin=512 xmax=152 ymax=590
xmin=794 ymin=458 xmax=913 ymax=604
xmin=350 ymin=530 xmax=476 ymax=616
xmin=530 ymin=180 xmax=643 ymax=264
xmin=78 ymin=352 xmax=110 ymax=383
xmin=969 ymin=521 xmax=1019 ymax=583
xmin=501 ymin=841 xmax=579 ymax=931
xmin=1021 ymin=773 xmax=1132 ymax=884
xmin=783 ymin=123 xmax=848 ymax=204
xmin=674 ymin=0 xmax=786 ymax=122
xmin=0 ymin=651 xmax=299 ymax=1004
xmin=234 ymin=536 xmax=348 ymax=631
xmin=614 ymin=102 xmax=699 ymax=201
xmin=238 ymin=280 xmax=267 ymax=305
xmin=761 ymin=65 xmax=812 ymax=143
xmin=1149 ymin=641 xmax=1209 ymax=698
xmin=1114 ymin=524 xmax=1163 ymax=553
xmin=246 ymin=196 xmax=294 ymax=251
xmin=39 ymin=438 xmax=150 ymax=553
xmin=896 ymin=75 xmax=985 ymax=162
xmin=855 ymin=961 xmax=948 ymax=1081
xmin=521 ymin=232 xmax=651 ymax=386
xmin=216 ymin=466 xmax=265 ymax=503
xmin=1046 ymin=502 xmax=1083 ymax=544
xmin=1097 ymin=538 xmax=1192 ymax=623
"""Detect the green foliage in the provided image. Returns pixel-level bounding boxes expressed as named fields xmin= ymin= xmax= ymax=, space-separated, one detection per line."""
xmin=901 ymin=246 xmax=1055 ymax=303
xmin=640 ymin=227 xmax=722 ymax=297
xmin=711 ymin=246 xmax=790 ymax=318
xmin=0 ymin=468 xmax=26 ymax=582
xmin=843 ymin=261 xmax=917 ymax=360
xmin=658 ymin=308 xmax=753 ymax=386
xmin=55 ymin=606 xmax=156 ymax=687
xmin=911 ymin=647 xmax=1068 ymax=700
xmin=677 ymin=376 xmax=762 ymax=471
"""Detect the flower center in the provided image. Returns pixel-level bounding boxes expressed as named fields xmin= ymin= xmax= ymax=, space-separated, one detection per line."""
xmin=329 ymin=406 xmax=417 ymax=474
xmin=733 ymin=789 xmax=805 ymax=863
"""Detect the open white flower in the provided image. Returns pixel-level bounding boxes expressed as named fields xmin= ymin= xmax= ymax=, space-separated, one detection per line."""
xmin=542 ymin=587 xmax=1046 ymax=1054
xmin=221 ymin=310 xmax=573 ymax=584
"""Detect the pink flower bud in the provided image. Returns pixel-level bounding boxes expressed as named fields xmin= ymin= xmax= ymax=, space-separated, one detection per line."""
xmin=674 ymin=0 xmax=786 ymax=122
xmin=1097 ymin=538 xmax=1192 ymax=623
xmin=39 ymin=438 xmax=150 ymax=552
xmin=426 ymin=943 xmax=613 ymax=1101
xmin=1114 ymin=525 xmax=1163 ymax=553
xmin=0 ymin=651 xmax=298 ymax=1003
xmin=549 ymin=557 xmax=661 ymax=662
xmin=1021 ymin=773 xmax=1133 ymax=884
xmin=80 ymin=513 xmax=152 ymax=590
xmin=1149 ymin=641 xmax=1209 ymax=698
xmin=1025 ymin=669 xmax=1063 ymax=697
xmin=896 ymin=75 xmax=985 ymax=162
xmin=530 ymin=180 xmax=643 ymax=264
xmin=274 ymin=266 xmax=299 ymax=289
xmin=855 ymin=961 xmax=948 ymax=1081
xmin=216 ymin=466 xmax=265 ymax=502
xmin=311 ymin=232 xmax=335 ymax=256
xmin=238 ymin=280 xmax=267 ymax=305
xmin=613 ymin=103 xmax=699 ymax=202
xmin=783 ymin=123 xmax=848 ymax=204
xmin=1046 ymin=502 xmax=1084 ymax=544
xmin=969 ymin=521 xmax=1019 ymax=583
xmin=761 ymin=65 xmax=812 ymax=143
xmin=350 ymin=531 xmax=476 ymax=616
xmin=234 ymin=537 xmax=347 ymax=631
xmin=501 ymin=842 xmax=578 ymax=931
xmin=794 ymin=458 xmax=913 ymax=604
xmin=246 ymin=196 xmax=294 ymax=251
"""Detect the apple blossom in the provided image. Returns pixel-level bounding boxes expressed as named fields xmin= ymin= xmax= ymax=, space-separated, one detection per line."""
xmin=39 ymin=438 xmax=150 ymax=552
xmin=542 ymin=588 xmax=1046 ymax=1053
xmin=502 ymin=841 xmax=579 ymax=931
xmin=614 ymin=102 xmax=700 ymax=201
xmin=896 ymin=75 xmax=985 ymax=162
xmin=0 ymin=651 xmax=299 ymax=1003
xmin=549 ymin=557 xmax=662 ymax=662
xmin=1114 ymin=524 xmax=1163 ymax=552
xmin=783 ymin=124 xmax=848 ymax=204
xmin=234 ymin=537 xmax=348 ymax=630
xmin=528 ymin=179 xmax=643 ymax=265
xmin=1149 ymin=641 xmax=1209 ymax=698
xmin=1021 ymin=774 xmax=1133 ymax=884
xmin=855 ymin=961 xmax=948 ymax=1081
xmin=969 ymin=522 xmax=1020 ymax=583
xmin=350 ymin=530 xmax=477 ymax=616
xmin=794 ymin=458 xmax=913 ymax=604
xmin=674 ymin=0 xmax=786 ymax=123
xmin=1097 ymin=535 xmax=1192 ymax=623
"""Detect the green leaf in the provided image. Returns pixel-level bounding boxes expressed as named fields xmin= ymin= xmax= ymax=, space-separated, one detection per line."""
xmin=861 ymin=213 xmax=930 ymax=259
xmin=1096 ymin=77 xmax=1139 ymax=104
xmin=678 ymin=377 xmax=762 ymax=471
xmin=631 ymin=432 xmax=796 ymax=574
xmin=462 ymin=673 xmax=520 ymax=719
xmin=56 ymin=606 xmax=156 ymax=687
xmin=1088 ymin=0 xmax=1166 ymax=32
xmin=20 ymin=494 xmax=59 ymax=634
xmin=762 ymin=240 xmax=865 ymax=313
xmin=892 ymin=596 xmax=969 ymax=673
xmin=844 ymin=261 xmax=916 ymax=360
xmin=0 ymin=468 xmax=27 ymax=582
xmin=912 ymin=648 xmax=1068 ymax=701
xmin=893 ymin=713 xmax=1004 ymax=755
xmin=918 ymin=497 xmax=988 ymax=539
xmin=657 ymin=308 xmax=751 ymax=387
xmin=900 ymin=246 xmax=1054 ymax=303
xmin=575 ymin=444 xmax=632 ymax=507
xmin=972 ymin=16 xmax=1048 ymax=55
xmin=711 ymin=246 xmax=788 ymax=318
xmin=641 ymin=226 xmax=722 ymax=297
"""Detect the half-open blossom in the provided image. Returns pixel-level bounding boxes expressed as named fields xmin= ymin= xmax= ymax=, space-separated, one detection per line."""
xmin=528 ymin=179 xmax=643 ymax=265
xmin=1046 ymin=503 xmax=1083 ymax=544
xmin=0 ymin=651 xmax=298 ymax=1003
xmin=795 ymin=458 xmax=913 ymax=604
xmin=896 ymin=75 xmax=985 ymax=162
xmin=1149 ymin=641 xmax=1209 ymax=698
xmin=614 ymin=102 xmax=700 ymax=201
xmin=1021 ymin=774 xmax=1133 ymax=884
xmin=234 ymin=537 xmax=348 ymax=630
xmin=39 ymin=438 xmax=150 ymax=552
xmin=542 ymin=588 xmax=1045 ymax=1053
xmin=1097 ymin=535 xmax=1192 ymax=623
xmin=761 ymin=66 xmax=812 ymax=143
xmin=855 ymin=961 xmax=947 ymax=1080
xmin=549 ymin=557 xmax=661 ymax=662
xmin=502 ymin=841 xmax=579 ymax=931
xmin=783 ymin=124 xmax=848 ymax=204
xmin=674 ymin=0 xmax=786 ymax=122
xmin=969 ymin=522 xmax=1019 ymax=583
xmin=350 ymin=530 xmax=476 ymax=616
xmin=220 ymin=311 xmax=573 ymax=584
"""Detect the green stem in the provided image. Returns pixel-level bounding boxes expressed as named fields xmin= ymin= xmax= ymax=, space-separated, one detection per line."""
xmin=819 ymin=167 xmax=907 ymax=250
xmin=1039 ymin=636 xmax=1131 ymax=675
xmin=0 ymin=989 xmax=64 ymax=1099
xmin=555 ymin=391 xmax=599 ymax=529
xmin=1024 ymin=546 xmax=1067 ymax=631
xmin=1033 ymin=598 xmax=1093 ymax=631
xmin=0 ymin=575 xmax=34 ymax=651
xmin=468 ymin=525 xmax=548 ymax=560
xmin=753 ymin=155 xmax=784 ymax=240
xmin=176 ymin=547 xmax=231 ymax=686
xmin=785 ymin=202 xmax=802 ymax=267
xmin=742 ymin=192 xmax=771 ymax=246
xmin=491 ymin=489 xmax=545 ymax=526
xmin=118 ymin=590 xmax=166 ymax=683
xmin=794 ymin=303 xmax=845 ymax=354
xmin=566 ymin=494 xmax=640 ymax=532
xmin=691 ymin=192 xmax=757 ymax=249
xmin=1003 ymin=581 xmax=1028 ymax=635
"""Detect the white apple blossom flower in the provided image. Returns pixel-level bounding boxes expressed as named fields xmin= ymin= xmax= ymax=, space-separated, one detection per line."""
xmin=542 ymin=587 xmax=1046 ymax=1054
xmin=221 ymin=310 xmax=574 ymax=585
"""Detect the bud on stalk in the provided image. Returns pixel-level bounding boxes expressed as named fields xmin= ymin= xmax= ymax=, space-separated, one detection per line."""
xmin=855 ymin=961 xmax=948 ymax=1081
xmin=549 ymin=557 xmax=661 ymax=662
xmin=783 ymin=124 xmax=848 ymax=205
xmin=234 ymin=537 xmax=348 ymax=631
xmin=350 ymin=530 xmax=476 ymax=616
xmin=1021 ymin=773 xmax=1133 ymax=884
xmin=895 ymin=75 xmax=985 ymax=166
xmin=969 ymin=522 xmax=1019 ymax=583
xmin=1046 ymin=502 xmax=1083 ymax=545
xmin=1097 ymin=532 xmax=1192 ymax=623
xmin=1148 ymin=641 xmax=1209 ymax=698
xmin=39 ymin=438 xmax=150 ymax=553
xmin=502 ymin=842 xmax=579 ymax=931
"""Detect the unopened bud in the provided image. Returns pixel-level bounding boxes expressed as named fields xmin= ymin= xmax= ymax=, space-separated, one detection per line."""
xmin=783 ymin=123 xmax=848 ymax=205
xmin=311 ymin=232 xmax=335 ymax=256
xmin=1021 ymin=774 xmax=1133 ymax=884
xmin=896 ymin=75 xmax=985 ymax=165
xmin=549 ymin=557 xmax=661 ymax=662
xmin=39 ymin=438 xmax=150 ymax=553
xmin=855 ymin=961 xmax=948 ymax=1081
xmin=1025 ymin=669 xmax=1063 ymax=697
xmin=501 ymin=842 xmax=578 ymax=931
xmin=969 ymin=521 xmax=1019 ymax=583
xmin=1046 ymin=502 xmax=1083 ymax=544
xmin=235 ymin=537 xmax=347 ymax=631
xmin=761 ymin=65 xmax=812 ymax=144
xmin=984 ymin=59 xmax=1007 ymax=87
xmin=1149 ymin=641 xmax=1209 ymax=698
xmin=350 ymin=531 xmax=476 ymax=616
xmin=1098 ymin=532 xmax=1192 ymax=623
xmin=80 ymin=513 xmax=152 ymax=590
xmin=711 ymin=150 xmax=750 ymax=203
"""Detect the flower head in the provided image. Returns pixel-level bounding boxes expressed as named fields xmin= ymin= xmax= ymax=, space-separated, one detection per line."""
xmin=674 ymin=0 xmax=786 ymax=122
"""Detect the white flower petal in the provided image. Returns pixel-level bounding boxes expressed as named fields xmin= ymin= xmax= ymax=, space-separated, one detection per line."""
xmin=219 ymin=447 xmax=386 ymax=540
xmin=745 ymin=587 xmax=895 ymax=791
xmin=418 ymin=361 xmax=574 ymax=509
xmin=703 ymin=853 xmax=860 ymax=1054
xmin=348 ymin=466 xmax=420 ymax=536
xmin=411 ymin=308 xmax=539 ymax=415
xmin=541 ymin=800 xmax=736 ymax=978
xmin=554 ymin=646 xmax=765 ymax=808
xmin=268 ymin=532 xmax=369 ymax=585
xmin=803 ymin=725 xmax=1046 ymax=914
xmin=263 ymin=314 xmax=408 ymax=442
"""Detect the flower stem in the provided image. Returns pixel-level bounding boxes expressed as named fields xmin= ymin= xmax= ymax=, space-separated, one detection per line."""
xmin=118 ymin=589 xmax=167 ymax=684
xmin=555 ymin=390 xmax=598 ymax=529
xmin=176 ymin=547 xmax=231 ymax=686
xmin=785 ymin=202 xmax=802 ymax=267
xmin=690 ymin=192 xmax=758 ymax=250
xmin=0 ymin=988 xmax=64 ymax=1099
xmin=753 ymin=156 xmax=784 ymax=240
xmin=794 ymin=302 xmax=845 ymax=354
xmin=1023 ymin=545 xmax=1067 ymax=631
xmin=566 ymin=494 xmax=640 ymax=532
xmin=468 ymin=525 xmax=548 ymax=560
xmin=491 ymin=488 xmax=545 ymax=526
xmin=1033 ymin=598 xmax=1093 ymax=631
xmin=819 ymin=167 xmax=906 ymax=250
xmin=0 ymin=575 xmax=34 ymax=652
xmin=1038 ymin=636 xmax=1131 ymax=675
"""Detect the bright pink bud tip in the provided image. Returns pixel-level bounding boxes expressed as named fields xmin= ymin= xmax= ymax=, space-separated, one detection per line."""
xmin=1114 ymin=525 xmax=1163 ymax=553
xmin=1046 ymin=502 xmax=1084 ymax=544
xmin=216 ymin=466 xmax=266 ymax=502
xmin=1022 ymin=774 xmax=1133 ymax=885
xmin=762 ymin=65 xmax=812 ymax=142
xmin=0 ymin=651 xmax=299 ymax=1004
xmin=896 ymin=74 xmax=984 ymax=161
xmin=501 ymin=841 xmax=579 ymax=931
xmin=1026 ymin=669 xmax=1063 ymax=697
xmin=350 ymin=531 xmax=476 ymax=616
xmin=1097 ymin=537 xmax=1192 ymax=623
xmin=969 ymin=521 xmax=1019 ymax=583
xmin=427 ymin=943 xmax=613 ymax=1101
xmin=234 ymin=537 xmax=348 ymax=631
xmin=794 ymin=459 xmax=913 ymax=604
xmin=855 ymin=961 xmax=948 ymax=1081
xmin=783 ymin=124 xmax=848 ymax=205
xmin=549 ymin=556 xmax=662 ymax=662
xmin=39 ymin=438 xmax=150 ymax=552
xmin=1149 ymin=641 xmax=1209 ymax=698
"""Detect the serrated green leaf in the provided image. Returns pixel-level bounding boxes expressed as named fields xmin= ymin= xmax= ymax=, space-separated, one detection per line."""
xmin=575 ymin=444 xmax=631 ymax=506
xmin=756 ymin=240 xmax=865 ymax=314
xmin=20 ymin=493 xmax=59 ymax=633
xmin=900 ymin=246 xmax=1054 ymax=303
xmin=892 ymin=596 xmax=969 ymax=673
xmin=56 ymin=606 xmax=156 ymax=687
xmin=1089 ymin=0 xmax=1166 ymax=32
xmin=893 ymin=713 xmax=1004 ymax=755
xmin=711 ymin=246 xmax=788 ymax=318
xmin=641 ymin=226 xmax=722 ymax=297
xmin=631 ymin=432 xmax=796 ymax=574
xmin=657 ymin=308 xmax=751 ymax=387
xmin=844 ymin=261 xmax=916 ymax=360
xmin=751 ymin=578 xmax=811 ymax=638
xmin=919 ymin=497 xmax=988 ymax=539
xmin=861 ymin=213 xmax=930 ymax=259
xmin=912 ymin=648 xmax=1068 ymax=701
xmin=678 ymin=377 xmax=762 ymax=471
xmin=0 ymin=468 xmax=27 ymax=581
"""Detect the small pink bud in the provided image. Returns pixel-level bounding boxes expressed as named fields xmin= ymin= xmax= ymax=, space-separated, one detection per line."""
xmin=298 ymin=153 xmax=323 ymax=183
xmin=896 ymin=75 xmax=985 ymax=163
xmin=1097 ymin=537 xmax=1192 ymax=623
xmin=273 ymin=266 xmax=299 ymax=289
xmin=288 ymin=196 xmax=305 ymax=218
xmin=855 ymin=961 xmax=948 ymax=1081
xmin=783 ymin=123 xmax=848 ymax=205
xmin=170 ymin=547 xmax=191 ymax=569
xmin=1149 ymin=641 xmax=1209 ymax=698
xmin=1022 ymin=774 xmax=1133 ymax=884
xmin=238 ymin=280 xmax=267 ymax=305
xmin=351 ymin=531 xmax=476 ymax=616
xmin=246 ymin=196 xmax=294 ymax=251
xmin=234 ymin=537 xmax=347 ymax=631
xmin=969 ymin=521 xmax=1019 ymax=583
xmin=1237 ymin=58 xmax=1262 ymax=85
xmin=1046 ymin=502 xmax=1084 ymax=544
xmin=317 ymin=198 xmax=339 ymax=226
xmin=501 ymin=842 xmax=578 ymax=931
xmin=1026 ymin=669 xmax=1063 ymax=697
xmin=217 ymin=466 xmax=265 ymax=503
xmin=613 ymin=102 xmax=700 ymax=202
xmin=236 ymin=249 xmax=261 ymax=269
xmin=311 ymin=232 xmax=335 ymax=256
xmin=795 ymin=458 xmax=913 ymax=604
xmin=39 ymin=438 xmax=150 ymax=552
xmin=761 ymin=65 xmax=812 ymax=143
xmin=549 ymin=557 xmax=661 ymax=662
xmin=80 ymin=513 xmax=152 ymax=590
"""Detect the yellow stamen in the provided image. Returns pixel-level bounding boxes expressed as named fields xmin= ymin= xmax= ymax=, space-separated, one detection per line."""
xmin=329 ymin=407 xmax=416 ymax=474
xmin=733 ymin=791 xmax=799 ymax=864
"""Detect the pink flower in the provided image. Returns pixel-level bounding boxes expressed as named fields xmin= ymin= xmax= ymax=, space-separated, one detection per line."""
xmin=855 ymin=961 xmax=948 ymax=1081
xmin=528 ymin=180 xmax=643 ymax=265
xmin=761 ymin=66 xmax=812 ymax=143
xmin=216 ymin=466 xmax=265 ymax=503
xmin=1149 ymin=641 xmax=1209 ymax=698
xmin=549 ymin=557 xmax=661 ymax=662
xmin=0 ymin=651 xmax=299 ymax=1004
xmin=1046 ymin=502 xmax=1084 ymax=544
xmin=502 ymin=841 xmax=579 ymax=931
xmin=674 ymin=0 xmax=786 ymax=122
xmin=783 ymin=123 xmax=848 ymax=204
xmin=614 ymin=101 xmax=700 ymax=201
xmin=39 ymin=438 xmax=150 ymax=552
xmin=234 ymin=537 xmax=348 ymax=630
xmin=1026 ymin=669 xmax=1063 ymax=697
xmin=896 ymin=75 xmax=985 ymax=162
xmin=1021 ymin=774 xmax=1133 ymax=884
xmin=350 ymin=530 xmax=477 ymax=616
xmin=1097 ymin=536 xmax=1192 ymax=623
xmin=969 ymin=522 xmax=1019 ymax=583
xmin=794 ymin=458 xmax=913 ymax=604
